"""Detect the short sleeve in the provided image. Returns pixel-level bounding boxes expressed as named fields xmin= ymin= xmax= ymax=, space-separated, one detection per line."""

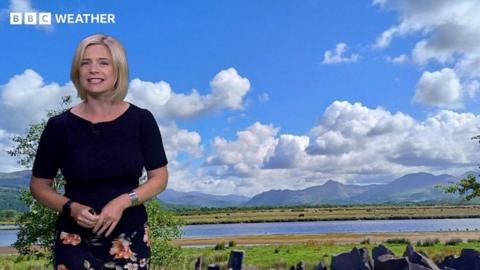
xmin=32 ymin=117 xmax=63 ymax=179
xmin=140 ymin=109 xmax=168 ymax=171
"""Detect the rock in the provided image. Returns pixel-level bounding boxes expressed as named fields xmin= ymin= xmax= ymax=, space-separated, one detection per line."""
xmin=373 ymin=244 xmax=395 ymax=266
xmin=227 ymin=250 xmax=244 ymax=270
xmin=462 ymin=248 xmax=480 ymax=257
xmin=314 ymin=261 xmax=327 ymax=270
xmin=331 ymin=247 xmax=373 ymax=270
xmin=207 ymin=264 xmax=220 ymax=270
xmin=375 ymin=255 xmax=431 ymax=270
xmin=194 ymin=256 xmax=202 ymax=270
xmin=439 ymin=248 xmax=480 ymax=270
xmin=403 ymin=244 xmax=440 ymax=270
xmin=359 ymin=247 xmax=374 ymax=269
xmin=404 ymin=244 xmax=415 ymax=257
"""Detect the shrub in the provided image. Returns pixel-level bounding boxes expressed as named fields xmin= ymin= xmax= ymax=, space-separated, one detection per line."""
xmin=416 ymin=238 xmax=440 ymax=247
xmin=385 ymin=238 xmax=411 ymax=244
xmin=360 ymin=238 xmax=370 ymax=244
xmin=467 ymin=238 xmax=480 ymax=243
xmin=445 ymin=238 xmax=463 ymax=246
xmin=214 ymin=242 xmax=226 ymax=250
xmin=145 ymin=199 xmax=184 ymax=268
xmin=228 ymin=240 xmax=237 ymax=247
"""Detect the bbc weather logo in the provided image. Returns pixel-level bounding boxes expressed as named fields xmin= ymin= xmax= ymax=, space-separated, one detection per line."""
xmin=10 ymin=12 xmax=116 ymax=25
xmin=10 ymin=12 xmax=51 ymax=25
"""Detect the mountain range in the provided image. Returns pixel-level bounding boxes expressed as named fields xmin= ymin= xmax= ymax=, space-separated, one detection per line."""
xmin=0 ymin=170 xmax=474 ymax=210
xmin=157 ymin=189 xmax=250 ymax=208
xmin=246 ymin=172 xmax=462 ymax=206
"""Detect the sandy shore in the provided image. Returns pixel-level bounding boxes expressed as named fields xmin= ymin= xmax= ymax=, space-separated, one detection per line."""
xmin=173 ymin=231 xmax=480 ymax=247
xmin=2 ymin=231 xmax=479 ymax=255
xmin=0 ymin=246 xmax=18 ymax=255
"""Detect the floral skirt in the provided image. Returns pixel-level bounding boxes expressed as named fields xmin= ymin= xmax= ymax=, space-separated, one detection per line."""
xmin=54 ymin=223 xmax=151 ymax=270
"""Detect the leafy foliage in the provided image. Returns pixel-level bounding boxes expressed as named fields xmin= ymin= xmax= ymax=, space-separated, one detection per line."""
xmin=7 ymin=96 xmax=71 ymax=258
xmin=145 ymin=199 xmax=184 ymax=267
xmin=439 ymin=135 xmax=480 ymax=201
xmin=440 ymin=174 xmax=480 ymax=201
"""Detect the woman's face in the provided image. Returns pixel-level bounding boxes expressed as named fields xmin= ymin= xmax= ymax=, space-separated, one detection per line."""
xmin=79 ymin=44 xmax=116 ymax=98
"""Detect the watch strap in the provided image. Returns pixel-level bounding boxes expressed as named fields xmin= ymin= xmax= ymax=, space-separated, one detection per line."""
xmin=128 ymin=190 xmax=140 ymax=206
xmin=62 ymin=199 xmax=73 ymax=216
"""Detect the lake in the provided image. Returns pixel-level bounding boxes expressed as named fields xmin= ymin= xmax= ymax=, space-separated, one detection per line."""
xmin=2 ymin=218 xmax=480 ymax=246
xmin=183 ymin=218 xmax=480 ymax=238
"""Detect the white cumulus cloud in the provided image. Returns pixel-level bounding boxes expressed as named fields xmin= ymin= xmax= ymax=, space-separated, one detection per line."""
xmin=209 ymin=67 xmax=251 ymax=110
xmin=203 ymin=100 xmax=480 ymax=195
xmin=0 ymin=69 xmax=79 ymax=133
xmin=374 ymin=0 xmax=480 ymax=108
xmin=126 ymin=67 xmax=251 ymax=121
xmin=264 ymin=134 xmax=309 ymax=169
xmin=160 ymin=124 xmax=203 ymax=162
xmin=413 ymin=68 xmax=463 ymax=109
xmin=205 ymin=122 xmax=279 ymax=177
xmin=0 ymin=128 xmax=23 ymax=172
xmin=386 ymin=54 xmax=408 ymax=64
xmin=306 ymin=101 xmax=480 ymax=177
xmin=322 ymin=43 xmax=360 ymax=64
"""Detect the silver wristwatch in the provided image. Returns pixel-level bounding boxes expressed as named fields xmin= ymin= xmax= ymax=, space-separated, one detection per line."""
xmin=128 ymin=190 xmax=140 ymax=206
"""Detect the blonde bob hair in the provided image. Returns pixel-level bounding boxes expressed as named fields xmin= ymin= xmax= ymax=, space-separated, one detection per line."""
xmin=70 ymin=34 xmax=129 ymax=102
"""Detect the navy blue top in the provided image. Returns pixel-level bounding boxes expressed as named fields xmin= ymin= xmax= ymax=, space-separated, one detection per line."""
xmin=32 ymin=103 xmax=168 ymax=236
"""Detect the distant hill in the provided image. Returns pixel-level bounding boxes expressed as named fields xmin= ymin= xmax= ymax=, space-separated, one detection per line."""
xmin=349 ymin=172 xmax=457 ymax=203
xmin=158 ymin=189 xmax=250 ymax=208
xmin=246 ymin=180 xmax=375 ymax=206
xmin=0 ymin=170 xmax=31 ymax=212
xmin=0 ymin=188 xmax=27 ymax=212
xmin=0 ymin=170 xmax=251 ymax=210
xmin=247 ymin=172 xmax=464 ymax=206
xmin=0 ymin=170 xmax=475 ymax=209
xmin=0 ymin=170 xmax=31 ymax=188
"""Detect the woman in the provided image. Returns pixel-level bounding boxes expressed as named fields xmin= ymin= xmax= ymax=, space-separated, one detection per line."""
xmin=30 ymin=34 xmax=168 ymax=270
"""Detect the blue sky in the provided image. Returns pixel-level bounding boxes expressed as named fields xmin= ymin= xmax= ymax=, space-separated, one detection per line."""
xmin=1 ymin=0 xmax=480 ymax=196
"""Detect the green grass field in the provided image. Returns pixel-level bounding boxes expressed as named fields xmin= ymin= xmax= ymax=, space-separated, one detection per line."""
xmin=181 ymin=240 xmax=480 ymax=269
xmin=178 ymin=204 xmax=480 ymax=224
xmin=0 ymin=254 xmax=49 ymax=270
xmin=2 ymin=239 xmax=480 ymax=270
